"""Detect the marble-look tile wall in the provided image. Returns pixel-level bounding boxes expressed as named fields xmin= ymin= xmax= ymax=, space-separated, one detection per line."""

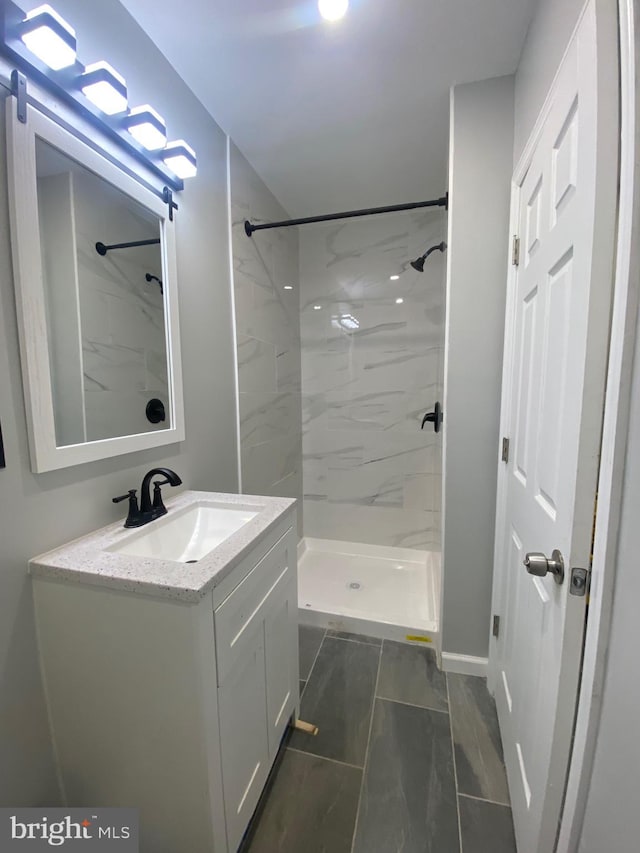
xmin=38 ymin=165 xmax=168 ymax=446
xmin=300 ymin=211 xmax=445 ymax=551
xmin=229 ymin=143 xmax=303 ymax=534
xmin=73 ymin=171 xmax=167 ymax=443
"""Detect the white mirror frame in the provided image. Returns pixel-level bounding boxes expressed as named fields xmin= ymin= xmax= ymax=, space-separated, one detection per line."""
xmin=6 ymin=98 xmax=185 ymax=472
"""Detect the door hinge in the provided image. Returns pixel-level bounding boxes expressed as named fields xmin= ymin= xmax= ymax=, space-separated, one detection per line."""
xmin=569 ymin=567 xmax=590 ymax=598
xmin=512 ymin=235 xmax=520 ymax=266
xmin=501 ymin=437 xmax=510 ymax=463
xmin=492 ymin=614 xmax=500 ymax=638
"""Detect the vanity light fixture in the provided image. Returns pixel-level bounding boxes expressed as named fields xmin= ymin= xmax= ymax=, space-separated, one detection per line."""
xmin=19 ymin=4 xmax=76 ymax=70
xmin=162 ymin=140 xmax=197 ymax=179
xmin=2 ymin=0 xmax=199 ymax=196
xmin=80 ymin=61 xmax=127 ymax=115
xmin=126 ymin=105 xmax=167 ymax=151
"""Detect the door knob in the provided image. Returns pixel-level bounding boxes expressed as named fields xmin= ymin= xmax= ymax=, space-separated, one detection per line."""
xmin=523 ymin=550 xmax=565 ymax=585
xmin=421 ymin=401 xmax=443 ymax=433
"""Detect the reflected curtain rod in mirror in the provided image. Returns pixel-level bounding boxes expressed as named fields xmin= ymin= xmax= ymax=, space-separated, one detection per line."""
xmin=96 ymin=237 xmax=161 ymax=256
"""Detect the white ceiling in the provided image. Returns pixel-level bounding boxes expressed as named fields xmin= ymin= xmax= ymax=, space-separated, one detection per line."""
xmin=121 ymin=0 xmax=537 ymax=217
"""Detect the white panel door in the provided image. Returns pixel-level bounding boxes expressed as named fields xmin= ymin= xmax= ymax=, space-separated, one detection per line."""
xmin=491 ymin=3 xmax=617 ymax=852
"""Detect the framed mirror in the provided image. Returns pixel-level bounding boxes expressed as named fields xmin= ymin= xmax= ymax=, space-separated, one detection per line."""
xmin=6 ymin=100 xmax=185 ymax=472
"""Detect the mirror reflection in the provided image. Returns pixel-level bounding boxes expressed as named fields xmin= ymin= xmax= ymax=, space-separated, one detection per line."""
xmin=35 ymin=138 xmax=169 ymax=447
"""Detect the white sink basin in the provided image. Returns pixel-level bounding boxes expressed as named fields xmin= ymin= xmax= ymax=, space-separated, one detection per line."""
xmin=109 ymin=502 xmax=259 ymax=563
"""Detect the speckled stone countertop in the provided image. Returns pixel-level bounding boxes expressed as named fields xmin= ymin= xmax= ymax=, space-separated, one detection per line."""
xmin=29 ymin=490 xmax=296 ymax=603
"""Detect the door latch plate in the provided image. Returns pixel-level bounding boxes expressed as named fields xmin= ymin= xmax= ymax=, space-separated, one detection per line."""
xmin=570 ymin=567 xmax=589 ymax=597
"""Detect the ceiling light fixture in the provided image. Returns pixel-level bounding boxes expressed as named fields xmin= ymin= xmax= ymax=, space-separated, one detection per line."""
xmin=395 ymin=298 xmax=404 ymax=305
xmin=162 ymin=140 xmax=197 ymax=179
xmin=318 ymin=0 xmax=349 ymax=23
xmin=284 ymin=285 xmax=293 ymax=291
xmin=126 ymin=105 xmax=167 ymax=151
xmin=334 ymin=313 xmax=360 ymax=331
xmin=390 ymin=275 xmax=400 ymax=281
xmin=313 ymin=305 xmax=322 ymax=310
xmin=19 ymin=4 xmax=76 ymax=70
xmin=80 ymin=61 xmax=127 ymax=115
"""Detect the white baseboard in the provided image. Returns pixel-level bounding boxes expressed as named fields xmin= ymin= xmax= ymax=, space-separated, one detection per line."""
xmin=441 ymin=652 xmax=488 ymax=678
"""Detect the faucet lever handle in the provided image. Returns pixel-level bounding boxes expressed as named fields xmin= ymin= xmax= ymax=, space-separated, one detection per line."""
xmin=152 ymin=480 xmax=168 ymax=510
xmin=113 ymin=489 xmax=137 ymax=504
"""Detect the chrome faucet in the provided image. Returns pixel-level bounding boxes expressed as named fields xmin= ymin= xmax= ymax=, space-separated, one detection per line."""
xmin=113 ymin=467 xmax=182 ymax=528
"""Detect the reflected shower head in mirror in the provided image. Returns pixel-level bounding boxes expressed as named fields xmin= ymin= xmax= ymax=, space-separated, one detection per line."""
xmin=410 ymin=241 xmax=447 ymax=272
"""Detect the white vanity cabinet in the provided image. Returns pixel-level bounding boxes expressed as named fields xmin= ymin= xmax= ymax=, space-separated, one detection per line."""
xmin=213 ymin=523 xmax=299 ymax=850
xmin=32 ymin=508 xmax=299 ymax=853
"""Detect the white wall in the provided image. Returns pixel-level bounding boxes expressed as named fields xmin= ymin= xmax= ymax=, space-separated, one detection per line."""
xmin=0 ymin=0 xmax=239 ymax=806
xmin=299 ymin=211 xmax=445 ymax=551
xmin=442 ymin=75 xmax=514 ymax=659
xmin=514 ymin=0 xmax=586 ymax=163
xmin=577 ymin=299 xmax=640 ymax=852
xmin=575 ymin=5 xmax=640 ymax=847
xmin=229 ymin=142 xmax=303 ymax=535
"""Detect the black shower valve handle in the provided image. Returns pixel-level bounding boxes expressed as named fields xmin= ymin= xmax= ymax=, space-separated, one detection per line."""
xmin=421 ymin=402 xmax=443 ymax=433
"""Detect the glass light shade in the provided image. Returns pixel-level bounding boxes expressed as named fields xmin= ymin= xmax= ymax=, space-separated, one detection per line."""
xmin=20 ymin=5 xmax=76 ymax=70
xmin=318 ymin=0 xmax=349 ymax=22
xmin=81 ymin=62 xmax=127 ymax=115
xmin=339 ymin=314 xmax=359 ymax=330
xmin=126 ymin=105 xmax=167 ymax=151
xmin=162 ymin=140 xmax=197 ymax=179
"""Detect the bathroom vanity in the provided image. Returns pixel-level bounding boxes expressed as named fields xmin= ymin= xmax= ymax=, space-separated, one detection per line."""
xmin=30 ymin=491 xmax=299 ymax=853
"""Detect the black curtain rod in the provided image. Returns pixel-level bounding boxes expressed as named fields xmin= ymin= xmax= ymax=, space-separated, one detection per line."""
xmin=244 ymin=194 xmax=448 ymax=237
xmin=96 ymin=238 xmax=160 ymax=256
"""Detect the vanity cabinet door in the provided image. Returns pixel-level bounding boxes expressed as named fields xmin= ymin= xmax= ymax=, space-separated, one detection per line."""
xmin=264 ymin=570 xmax=298 ymax=759
xmin=218 ymin=625 xmax=269 ymax=853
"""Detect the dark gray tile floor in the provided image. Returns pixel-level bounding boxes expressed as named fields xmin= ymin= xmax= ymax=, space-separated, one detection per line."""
xmin=448 ymin=673 xmax=510 ymax=804
xmin=240 ymin=627 xmax=516 ymax=853
xmin=298 ymin=624 xmax=325 ymax=680
xmin=459 ymin=796 xmax=517 ymax=853
xmin=289 ymin=636 xmax=379 ymax=766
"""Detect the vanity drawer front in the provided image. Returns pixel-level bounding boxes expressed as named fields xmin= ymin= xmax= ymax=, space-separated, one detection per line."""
xmin=214 ymin=531 xmax=294 ymax=685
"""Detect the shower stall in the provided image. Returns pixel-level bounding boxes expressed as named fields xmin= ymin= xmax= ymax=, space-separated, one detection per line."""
xmin=297 ymin=209 xmax=446 ymax=646
xmin=230 ymin=147 xmax=446 ymax=650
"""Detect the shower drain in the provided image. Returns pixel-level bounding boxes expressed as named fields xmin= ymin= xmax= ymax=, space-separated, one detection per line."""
xmin=348 ymin=582 xmax=362 ymax=590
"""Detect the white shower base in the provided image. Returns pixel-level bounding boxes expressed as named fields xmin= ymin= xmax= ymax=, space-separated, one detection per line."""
xmin=298 ymin=538 xmax=440 ymax=645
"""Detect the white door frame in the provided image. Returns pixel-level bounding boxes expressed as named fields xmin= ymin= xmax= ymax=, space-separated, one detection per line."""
xmin=489 ymin=0 xmax=637 ymax=849
xmin=556 ymin=0 xmax=639 ymax=848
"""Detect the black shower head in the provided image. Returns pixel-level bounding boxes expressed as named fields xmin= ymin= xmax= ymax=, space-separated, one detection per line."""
xmin=410 ymin=241 xmax=447 ymax=273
